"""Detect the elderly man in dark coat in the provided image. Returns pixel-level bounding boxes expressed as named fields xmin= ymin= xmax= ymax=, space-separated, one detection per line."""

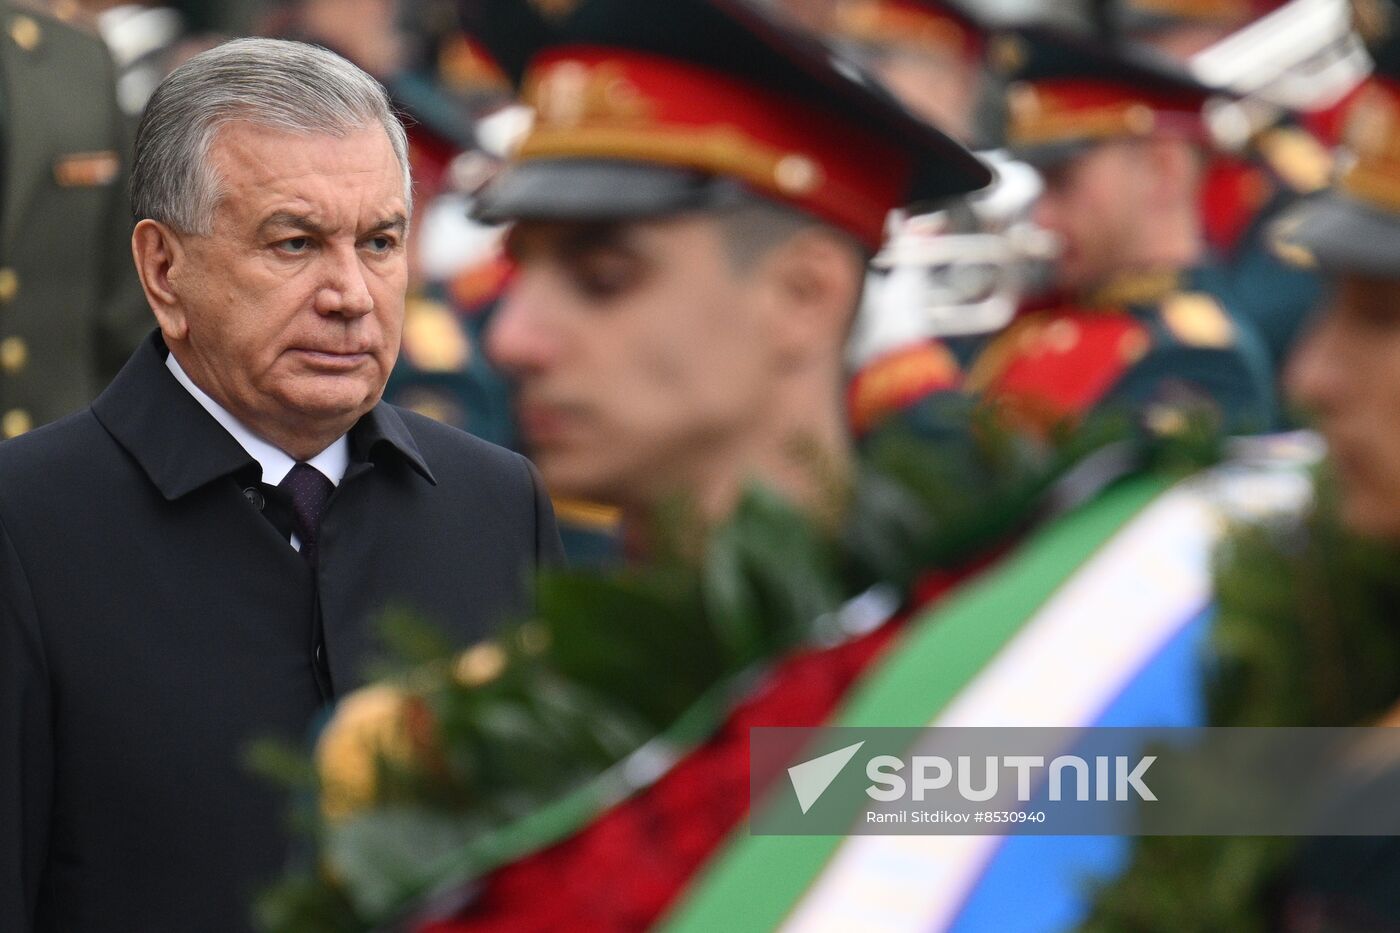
xmin=0 ymin=38 xmax=561 ymax=933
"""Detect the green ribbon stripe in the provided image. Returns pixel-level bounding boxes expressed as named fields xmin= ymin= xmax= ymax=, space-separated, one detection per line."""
xmin=661 ymin=473 xmax=1174 ymax=933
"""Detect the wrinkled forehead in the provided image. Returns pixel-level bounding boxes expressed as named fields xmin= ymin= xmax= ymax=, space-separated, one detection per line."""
xmin=205 ymin=120 xmax=409 ymax=216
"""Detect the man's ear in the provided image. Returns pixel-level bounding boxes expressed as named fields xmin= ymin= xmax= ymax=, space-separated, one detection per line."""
xmin=760 ymin=228 xmax=863 ymax=368
xmin=132 ymin=219 xmax=190 ymax=342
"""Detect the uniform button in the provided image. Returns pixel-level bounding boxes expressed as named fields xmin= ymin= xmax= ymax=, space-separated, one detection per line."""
xmin=0 ymin=337 xmax=27 ymax=374
xmin=8 ymin=15 xmax=40 ymax=52
xmin=242 ymin=486 xmax=266 ymax=511
xmin=315 ymin=643 xmax=325 ymax=663
xmin=2 ymin=408 xmax=31 ymax=438
xmin=0 ymin=268 xmax=17 ymax=303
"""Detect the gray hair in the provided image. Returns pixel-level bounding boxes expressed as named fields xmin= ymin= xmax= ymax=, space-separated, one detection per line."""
xmin=132 ymin=37 xmax=412 ymax=234
xmin=713 ymin=195 xmax=866 ymax=269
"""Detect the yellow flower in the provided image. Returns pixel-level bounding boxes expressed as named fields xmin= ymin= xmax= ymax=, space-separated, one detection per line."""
xmin=316 ymin=684 xmax=421 ymax=823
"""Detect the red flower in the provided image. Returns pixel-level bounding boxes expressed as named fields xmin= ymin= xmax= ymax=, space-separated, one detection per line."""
xmin=420 ymin=569 xmax=973 ymax=932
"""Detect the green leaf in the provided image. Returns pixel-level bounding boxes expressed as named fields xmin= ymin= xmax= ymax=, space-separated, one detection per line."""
xmin=324 ymin=808 xmax=481 ymax=922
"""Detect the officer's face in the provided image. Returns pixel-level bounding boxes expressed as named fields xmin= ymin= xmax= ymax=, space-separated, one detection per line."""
xmin=1033 ymin=141 xmax=1157 ymax=293
xmin=487 ymin=215 xmax=787 ymax=510
xmin=160 ymin=122 xmax=408 ymax=455
xmin=867 ymin=47 xmax=981 ymax=143
xmin=1289 ymin=275 xmax=1400 ymax=537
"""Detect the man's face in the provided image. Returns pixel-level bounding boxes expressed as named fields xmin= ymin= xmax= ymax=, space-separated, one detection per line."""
xmin=1033 ymin=141 xmax=1154 ymax=293
xmin=1288 ymin=275 xmax=1400 ymax=537
xmin=486 ymin=214 xmax=785 ymax=508
xmin=169 ymin=122 xmax=408 ymax=445
xmin=869 ymin=47 xmax=981 ymax=143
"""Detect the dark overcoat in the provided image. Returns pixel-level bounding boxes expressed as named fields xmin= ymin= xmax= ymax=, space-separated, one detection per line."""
xmin=0 ymin=332 xmax=563 ymax=931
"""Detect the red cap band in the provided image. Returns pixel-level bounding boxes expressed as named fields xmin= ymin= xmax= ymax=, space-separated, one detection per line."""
xmin=1007 ymin=78 xmax=1209 ymax=149
xmin=518 ymin=46 xmax=916 ymax=250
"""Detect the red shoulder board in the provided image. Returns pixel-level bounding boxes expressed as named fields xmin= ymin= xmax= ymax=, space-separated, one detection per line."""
xmin=1200 ymin=154 xmax=1273 ymax=256
xmin=970 ymin=310 xmax=1151 ymax=433
xmin=846 ymin=342 xmax=962 ymax=437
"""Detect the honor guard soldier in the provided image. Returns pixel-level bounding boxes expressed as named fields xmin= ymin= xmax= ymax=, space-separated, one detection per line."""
xmin=461 ymin=0 xmax=990 ymax=536
xmin=964 ymin=25 xmax=1278 ymax=437
xmin=1115 ymin=0 xmax=1365 ymax=375
xmin=1236 ymin=7 xmax=1400 ymax=923
xmin=0 ymin=1 xmax=149 ymax=435
xmin=1279 ymin=0 xmax=1400 ymax=539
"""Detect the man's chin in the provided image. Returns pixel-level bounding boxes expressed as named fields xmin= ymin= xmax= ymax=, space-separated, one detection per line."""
xmin=281 ymin=385 xmax=381 ymax=428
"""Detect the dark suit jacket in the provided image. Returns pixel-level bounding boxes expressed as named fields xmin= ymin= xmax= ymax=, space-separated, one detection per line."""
xmin=0 ymin=332 xmax=564 ymax=931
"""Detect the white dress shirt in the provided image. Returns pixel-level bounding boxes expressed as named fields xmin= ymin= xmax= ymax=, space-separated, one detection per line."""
xmin=166 ymin=352 xmax=349 ymax=549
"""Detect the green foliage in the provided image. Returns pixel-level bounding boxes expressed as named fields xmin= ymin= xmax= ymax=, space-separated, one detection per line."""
xmin=1080 ymin=836 xmax=1293 ymax=933
xmin=256 ymin=411 xmax=1195 ymax=932
xmin=1079 ymin=469 xmax=1400 ymax=931
xmin=1209 ymin=475 xmax=1400 ymax=727
xmin=254 ymin=868 xmax=362 ymax=933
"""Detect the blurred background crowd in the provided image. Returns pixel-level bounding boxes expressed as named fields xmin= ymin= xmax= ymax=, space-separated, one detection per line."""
xmin=3 ymin=0 xmax=1386 ymax=560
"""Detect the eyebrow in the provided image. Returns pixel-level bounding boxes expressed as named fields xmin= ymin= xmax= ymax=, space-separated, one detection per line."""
xmin=365 ymin=214 xmax=409 ymax=237
xmin=257 ymin=212 xmax=408 ymax=239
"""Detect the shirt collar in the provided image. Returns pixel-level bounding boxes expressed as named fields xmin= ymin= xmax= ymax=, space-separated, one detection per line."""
xmin=91 ymin=331 xmax=435 ymax=500
xmin=165 ymin=352 xmax=349 ymax=486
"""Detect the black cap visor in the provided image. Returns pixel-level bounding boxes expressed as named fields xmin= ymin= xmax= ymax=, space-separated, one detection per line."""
xmin=1274 ymin=192 xmax=1400 ymax=280
xmin=471 ymin=159 xmax=761 ymax=225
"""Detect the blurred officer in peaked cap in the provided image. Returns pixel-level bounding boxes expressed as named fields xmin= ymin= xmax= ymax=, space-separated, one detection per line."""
xmin=821 ymin=0 xmax=989 ymax=143
xmin=1229 ymin=9 xmax=1400 ymax=925
xmin=1114 ymin=0 xmax=1363 ymax=378
xmin=964 ymin=24 xmax=1279 ymax=436
xmin=0 ymin=0 xmax=149 ymax=438
xmin=462 ymin=0 xmax=989 ymax=540
xmin=1280 ymin=0 xmax=1400 ymax=539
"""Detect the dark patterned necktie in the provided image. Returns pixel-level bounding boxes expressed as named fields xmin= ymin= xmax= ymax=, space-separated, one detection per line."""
xmin=279 ymin=462 xmax=334 ymax=566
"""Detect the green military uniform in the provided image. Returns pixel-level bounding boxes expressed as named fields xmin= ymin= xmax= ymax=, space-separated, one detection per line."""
xmin=967 ymin=270 xmax=1278 ymax=435
xmin=1194 ymin=123 xmax=1330 ymax=376
xmin=0 ymin=2 xmax=149 ymax=437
